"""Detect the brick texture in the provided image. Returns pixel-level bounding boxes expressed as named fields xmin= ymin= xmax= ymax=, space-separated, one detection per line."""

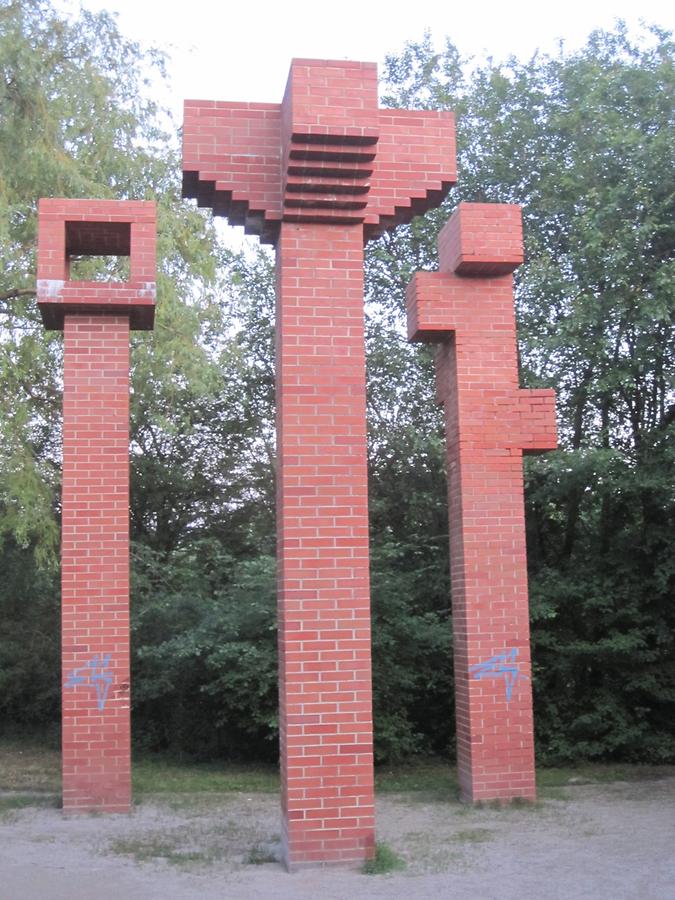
xmin=182 ymin=59 xmax=456 ymax=868
xmin=37 ymin=199 xmax=156 ymax=813
xmin=407 ymin=203 xmax=557 ymax=802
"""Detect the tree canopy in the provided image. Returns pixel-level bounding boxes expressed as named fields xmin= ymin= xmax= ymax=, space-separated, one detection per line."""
xmin=1 ymin=1 xmax=673 ymax=764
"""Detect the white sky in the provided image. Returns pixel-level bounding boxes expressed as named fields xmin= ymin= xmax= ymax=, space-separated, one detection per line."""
xmin=59 ymin=0 xmax=674 ymax=120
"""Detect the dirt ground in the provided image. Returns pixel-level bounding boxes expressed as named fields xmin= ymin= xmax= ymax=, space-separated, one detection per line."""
xmin=1 ymin=777 xmax=673 ymax=900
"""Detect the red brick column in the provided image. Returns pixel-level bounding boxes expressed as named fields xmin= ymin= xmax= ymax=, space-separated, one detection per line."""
xmin=276 ymin=222 xmax=374 ymax=868
xmin=37 ymin=199 xmax=155 ymax=813
xmin=61 ymin=314 xmax=132 ymax=812
xmin=407 ymin=203 xmax=557 ymax=802
xmin=182 ymin=58 xmax=456 ymax=868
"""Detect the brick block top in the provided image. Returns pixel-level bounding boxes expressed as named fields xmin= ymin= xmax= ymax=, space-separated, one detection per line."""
xmin=438 ymin=202 xmax=524 ymax=276
xmin=406 ymin=202 xmax=525 ymax=342
xmin=182 ymin=58 xmax=456 ymax=244
xmin=37 ymin=198 xmax=157 ymax=330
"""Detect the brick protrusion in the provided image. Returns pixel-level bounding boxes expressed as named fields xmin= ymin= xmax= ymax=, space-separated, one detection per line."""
xmin=182 ymin=59 xmax=457 ymax=244
xmin=37 ymin=198 xmax=156 ymax=813
xmin=406 ymin=202 xmax=557 ymax=803
xmin=438 ymin=201 xmax=524 ymax=276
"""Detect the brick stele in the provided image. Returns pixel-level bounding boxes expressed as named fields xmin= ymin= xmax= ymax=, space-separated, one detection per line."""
xmin=182 ymin=59 xmax=456 ymax=868
xmin=31 ymin=59 xmax=556 ymax=859
xmin=37 ymin=198 xmax=156 ymax=813
xmin=406 ymin=202 xmax=557 ymax=802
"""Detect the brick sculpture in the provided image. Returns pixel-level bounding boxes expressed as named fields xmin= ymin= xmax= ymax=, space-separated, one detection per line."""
xmin=183 ymin=59 xmax=456 ymax=868
xmin=37 ymin=198 xmax=156 ymax=813
xmin=406 ymin=203 xmax=557 ymax=802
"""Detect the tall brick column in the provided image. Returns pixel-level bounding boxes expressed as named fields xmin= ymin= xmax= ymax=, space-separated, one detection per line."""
xmin=406 ymin=203 xmax=557 ymax=802
xmin=183 ymin=59 xmax=456 ymax=868
xmin=276 ymin=222 xmax=373 ymax=866
xmin=37 ymin=199 xmax=156 ymax=813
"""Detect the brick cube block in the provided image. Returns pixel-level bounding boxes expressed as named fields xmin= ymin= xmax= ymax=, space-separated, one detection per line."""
xmin=438 ymin=202 xmax=524 ymax=276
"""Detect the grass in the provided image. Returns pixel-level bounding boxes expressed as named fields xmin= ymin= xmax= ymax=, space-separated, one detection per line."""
xmin=0 ymin=792 xmax=60 ymax=822
xmin=0 ymin=738 xmax=61 ymax=792
xmin=108 ymin=834 xmax=220 ymax=867
xmin=451 ymin=827 xmax=494 ymax=843
xmin=362 ymin=842 xmax=406 ymax=875
xmin=1 ymin=736 xmax=673 ymax=803
xmin=536 ymin=763 xmax=675 ymax=789
xmin=374 ymin=758 xmax=675 ymax=801
xmin=108 ymin=818 xmax=255 ymax=868
xmin=132 ymin=756 xmax=279 ymax=796
xmin=375 ymin=761 xmax=459 ymax=800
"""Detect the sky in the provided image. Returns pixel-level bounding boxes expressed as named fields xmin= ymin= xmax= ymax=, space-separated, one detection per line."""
xmin=57 ymin=0 xmax=674 ymax=120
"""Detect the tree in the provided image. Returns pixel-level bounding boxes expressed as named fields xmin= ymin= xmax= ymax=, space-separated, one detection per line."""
xmin=0 ymin=0 xmax=230 ymax=733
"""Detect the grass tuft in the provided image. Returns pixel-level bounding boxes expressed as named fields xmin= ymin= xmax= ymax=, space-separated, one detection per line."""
xmin=362 ymin=842 xmax=406 ymax=875
xmin=246 ymin=843 xmax=279 ymax=865
xmin=451 ymin=828 xmax=494 ymax=843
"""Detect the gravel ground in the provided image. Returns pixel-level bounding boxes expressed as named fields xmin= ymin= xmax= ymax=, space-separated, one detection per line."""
xmin=0 ymin=777 xmax=673 ymax=900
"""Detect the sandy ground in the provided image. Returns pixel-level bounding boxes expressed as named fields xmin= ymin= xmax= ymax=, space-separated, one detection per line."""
xmin=1 ymin=777 xmax=674 ymax=900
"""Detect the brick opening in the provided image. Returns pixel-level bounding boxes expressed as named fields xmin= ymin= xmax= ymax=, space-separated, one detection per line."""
xmin=68 ymin=254 xmax=131 ymax=282
xmin=65 ymin=220 xmax=131 ymax=256
xmin=65 ymin=220 xmax=132 ymax=283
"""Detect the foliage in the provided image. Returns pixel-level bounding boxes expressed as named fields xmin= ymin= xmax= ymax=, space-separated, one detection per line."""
xmin=0 ymin=544 xmax=59 ymax=726
xmin=131 ymin=545 xmax=278 ymax=759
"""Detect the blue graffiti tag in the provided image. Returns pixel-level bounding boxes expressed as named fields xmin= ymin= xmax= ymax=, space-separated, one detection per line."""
xmin=469 ymin=648 xmax=528 ymax=702
xmin=65 ymin=654 xmax=113 ymax=711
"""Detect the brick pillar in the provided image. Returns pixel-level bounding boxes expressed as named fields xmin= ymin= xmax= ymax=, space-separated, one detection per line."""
xmin=37 ymin=198 xmax=156 ymax=813
xmin=182 ymin=57 xmax=457 ymax=867
xmin=276 ymin=222 xmax=375 ymax=868
xmin=61 ymin=314 xmax=132 ymax=812
xmin=407 ymin=203 xmax=557 ymax=802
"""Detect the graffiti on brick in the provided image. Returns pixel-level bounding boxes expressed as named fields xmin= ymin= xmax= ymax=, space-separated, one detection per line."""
xmin=65 ymin=654 xmax=113 ymax=710
xmin=469 ymin=648 xmax=528 ymax=702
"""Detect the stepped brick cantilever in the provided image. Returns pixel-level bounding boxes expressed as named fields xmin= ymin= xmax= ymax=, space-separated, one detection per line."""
xmin=406 ymin=202 xmax=557 ymax=803
xmin=37 ymin=198 xmax=156 ymax=813
xmin=182 ymin=59 xmax=456 ymax=869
